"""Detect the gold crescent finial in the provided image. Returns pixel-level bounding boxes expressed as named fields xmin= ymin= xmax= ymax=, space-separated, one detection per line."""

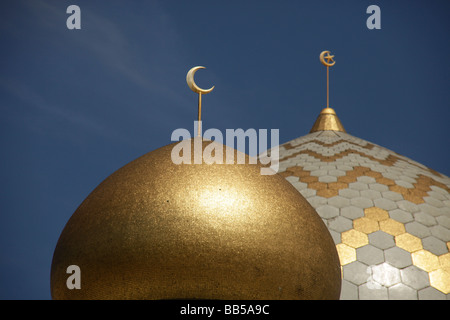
xmin=186 ymin=66 xmax=215 ymax=137
xmin=320 ymin=50 xmax=335 ymax=108
xmin=320 ymin=50 xmax=335 ymax=67
xmin=186 ymin=66 xmax=215 ymax=94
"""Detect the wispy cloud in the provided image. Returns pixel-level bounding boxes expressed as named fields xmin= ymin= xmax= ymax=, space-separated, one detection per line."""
xmin=0 ymin=77 xmax=138 ymax=145
xmin=26 ymin=0 xmax=189 ymax=104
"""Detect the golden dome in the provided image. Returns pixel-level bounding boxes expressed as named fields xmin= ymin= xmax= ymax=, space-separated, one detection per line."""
xmin=51 ymin=138 xmax=341 ymax=300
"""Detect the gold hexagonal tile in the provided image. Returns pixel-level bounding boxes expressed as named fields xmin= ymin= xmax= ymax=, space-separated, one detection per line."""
xmin=429 ymin=269 xmax=450 ymax=294
xmin=395 ymin=233 xmax=423 ymax=253
xmin=341 ymin=229 xmax=369 ymax=248
xmin=353 ymin=217 xmax=379 ymax=234
xmin=335 ymin=243 xmax=356 ymax=266
xmin=364 ymin=207 xmax=389 ymax=221
xmin=439 ymin=253 xmax=450 ymax=269
xmin=412 ymin=249 xmax=440 ymax=272
xmin=379 ymin=218 xmax=406 ymax=236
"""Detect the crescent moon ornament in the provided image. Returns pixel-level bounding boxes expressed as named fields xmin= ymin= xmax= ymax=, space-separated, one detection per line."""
xmin=319 ymin=50 xmax=335 ymax=108
xmin=186 ymin=66 xmax=215 ymax=94
xmin=186 ymin=66 xmax=215 ymax=137
xmin=320 ymin=50 xmax=335 ymax=67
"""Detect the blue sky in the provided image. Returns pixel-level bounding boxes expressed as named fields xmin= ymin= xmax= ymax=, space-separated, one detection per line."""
xmin=1 ymin=0 xmax=449 ymax=299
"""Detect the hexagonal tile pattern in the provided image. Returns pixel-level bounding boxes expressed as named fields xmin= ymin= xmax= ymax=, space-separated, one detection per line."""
xmin=371 ymin=263 xmax=401 ymax=287
xmin=315 ymin=205 xmax=339 ymax=219
xmin=369 ymin=231 xmax=395 ymax=249
xmin=359 ymin=283 xmax=388 ymax=300
xmin=384 ymin=247 xmax=412 ymax=268
xmin=341 ymin=229 xmax=369 ymax=248
xmin=336 ymin=243 xmax=356 ymax=265
xmin=422 ymin=236 xmax=448 ymax=255
xmin=395 ymin=233 xmax=423 ymax=252
xmin=364 ymin=207 xmax=389 ymax=221
xmin=339 ymin=280 xmax=358 ymax=300
xmin=389 ymin=209 xmax=414 ymax=223
xmin=353 ymin=217 xmax=379 ymax=234
xmin=356 ymin=245 xmax=385 ymax=265
xmin=418 ymin=287 xmax=447 ymax=300
xmin=429 ymin=269 xmax=450 ymax=294
xmin=343 ymin=261 xmax=370 ymax=285
xmin=406 ymin=221 xmax=431 ymax=238
xmin=341 ymin=206 xmax=364 ymax=219
xmin=328 ymin=216 xmax=353 ymax=233
xmin=400 ymin=265 xmax=430 ymax=290
xmin=411 ymin=250 xmax=440 ymax=272
xmin=388 ymin=283 xmax=417 ymax=300
xmin=279 ymin=130 xmax=450 ymax=299
xmin=379 ymin=219 xmax=406 ymax=236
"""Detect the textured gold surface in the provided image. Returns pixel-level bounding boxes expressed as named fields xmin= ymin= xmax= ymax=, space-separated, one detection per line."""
xmin=335 ymin=243 xmax=356 ymax=265
xmin=309 ymin=108 xmax=346 ymax=133
xmin=395 ymin=233 xmax=423 ymax=253
xmin=353 ymin=217 xmax=379 ymax=234
xmin=364 ymin=207 xmax=389 ymax=222
xmin=341 ymin=229 xmax=369 ymax=248
xmin=411 ymin=250 xmax=440 ymax=272
xmin=51 ymin=139 xmax=341 ymax=300
xmin=379 ymin=219 xmax=406 ymax=236
xmin=440 ymin=253 xmax=450 ymax=269
xmin=429 ymin=269 xmax=450 ymax=294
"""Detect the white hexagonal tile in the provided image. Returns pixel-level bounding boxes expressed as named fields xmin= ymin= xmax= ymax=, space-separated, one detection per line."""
xmin=400 ymin=265 xmax=430 ymax=290
xmin=395 ymin=180 xmax=414 ymax=189
xmin=360 ymin=189 xmax=382 ymax=200
xmin=349 ymin=182 xmax=369 ymax=191
xmin=405 ymin=221 xmax=431 ymax=239
xmin=343 ymin=261 xmax=370 ymax=285
xmin=424 ymin=196 xmax=444 ymax=208
xmin=299 ymin=188 xmax=316 ymax=198
xmin=436 ymin=215 xmax=450 ymax=229
xmin=315 ymin=205 xmax=339 ymax=219
xmin=388 ymin=283 xmax=417 ymax=300
xmin=357 ymin=176 xmax=376 ymax=184
xmin=384 ymin=247 xmax=412 ymax=268
xmin=382 ymin=191 xmax=404 ymax=201
xmin=327 ymin=196 xmax=350 ymax=208
xmin=368 ymin=231 xmax=395 ymax=249
xmin=396 ymin=200 xmax=420 ymax=213
xmin=340 ymin=280 xmax=358 ymax=300
xmin=358 ymin=283 xmax=388 ymax=300
xmin=357 ymin=245 xmax=385 ymax=266
xmin=374 ymin=198 xmax=397 ymax=211
xmin=418 ymin=203 xmax=443 ymax=217
xmin=413 ymin=212 xmax=437 ymax=227
xmin=339 ymin=189 xmax=360 ymax=199
xmin=369 ymin=183 xmax=389 ymax=192
xmin=371 ymin=263 xmax=401 ymax=287
xmin=341 ymin=206 xmax=365 ymax=220
xmin=389 ymin=209 xmax=414 ymax=223
xmin=310 ymin=169 xmax=328 ymax=177
xmin=418 ymin=287 xmax=447 ymax=300
xmin=328 ymin=216 xmax=353 ymax=233
xmin=422 ymin=236 xmax=448 ymax=255
xmin=351 ymin=197 xmax=374 ymax=209
xmin=307 ymin=196 xmax=327 ymax=208
xmin=430 ymin=225 xmax=450 ymax=242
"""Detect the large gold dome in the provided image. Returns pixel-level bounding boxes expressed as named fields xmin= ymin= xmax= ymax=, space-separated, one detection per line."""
xmin=51 ymin=138 xmax=341 ymax=299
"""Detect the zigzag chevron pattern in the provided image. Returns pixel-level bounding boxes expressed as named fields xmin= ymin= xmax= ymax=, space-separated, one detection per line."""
xmin=278 ymin=130 xmax=450 ymax=299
